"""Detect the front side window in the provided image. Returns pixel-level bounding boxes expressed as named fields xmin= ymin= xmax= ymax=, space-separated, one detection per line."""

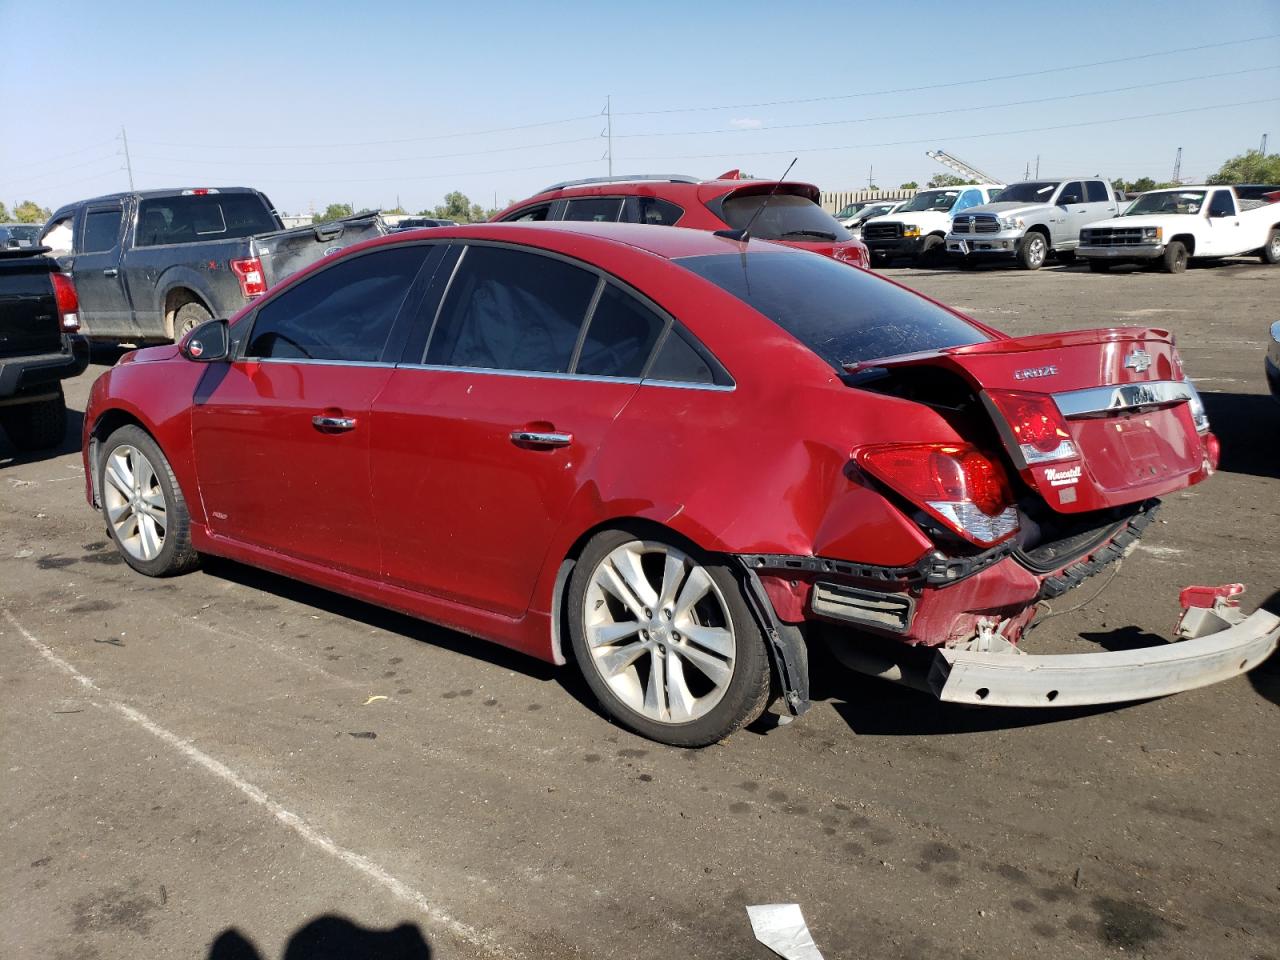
xmin=576 ymin=283 xmax=666 ymax=378
xmin=135 ymin=194 xmax=278 ymax=247
xmin=1207 ymin=190 xmax=1236 ymax=218
xmin=1058 ymin=181 xmax=1085 ymax=205
xmin=81 ymin=208 xmax=123 ymax=253
xmin=1085 ymin=180 xmax=1110 ymax=203
xmin=953 ymin=190 xmax=982 ymax=213
xmin=562 ymin=197 xmax=624 ymax=222
xmin=719 ymin=193 xmax=852 ymax=241
xmin=425 ymin=246 xmax=597 ymax=373
xmin=245 ymin=246 xmax=428 ymax=362
xmin=678 ymin=251 xmax=987 ymax=369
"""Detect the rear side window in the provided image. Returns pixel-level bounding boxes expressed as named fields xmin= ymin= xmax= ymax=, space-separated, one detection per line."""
xmin=246 ymin=246 xmax=428 ymax=362
xmin=647 ymin=329 xmax=716 ymax=384
xmin=1085 ymin=180 xmax=1110 ymax=202
xmin=719 ymin=193 xmax=852 ymax=242
xmin=135 ymin=194 xmax=278 ymax=247
xmin=81 ymin=209 xmax=123 ymax=253
xmin=563 ymin=197 xmax=624 ymax=222
xmin=677 ymin=251 xmax=987 ymax=369
xmin=502 ymin=204 xmax=552 ymax=222
xmin=625 ymin=196 xmax=684 ymax=226
xmin=425 ymin=246 xmax=597 ymax=373
xmin=576 ymin=283 xmax=666 ymax=378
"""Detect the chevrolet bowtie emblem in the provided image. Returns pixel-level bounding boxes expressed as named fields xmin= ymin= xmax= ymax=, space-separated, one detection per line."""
xmin=1124 ymin=349 xmax=1152 ymax=373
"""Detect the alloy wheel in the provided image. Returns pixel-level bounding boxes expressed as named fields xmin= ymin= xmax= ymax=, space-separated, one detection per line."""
xmin=103 ymin=443 xmax=167 ymax=561
xmin=582 ymin=541 xmax=736 ymax=724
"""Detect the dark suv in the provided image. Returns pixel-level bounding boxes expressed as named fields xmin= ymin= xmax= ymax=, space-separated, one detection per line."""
xmin=493 ymin=173 xmax=869 ymax=268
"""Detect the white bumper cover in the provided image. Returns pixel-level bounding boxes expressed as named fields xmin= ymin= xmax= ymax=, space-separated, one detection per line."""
xmin=927 ymin=607 xmax=1279 ymax=707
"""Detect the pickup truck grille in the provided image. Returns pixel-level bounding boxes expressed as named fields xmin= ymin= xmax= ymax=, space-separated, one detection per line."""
xmin=1081 ymin=227 xmax=1147 ymax=246
xmin=863 ymin=222 xmax=902 ymax=241
xmin=951 ymin=214 xmax=1000 ymax=235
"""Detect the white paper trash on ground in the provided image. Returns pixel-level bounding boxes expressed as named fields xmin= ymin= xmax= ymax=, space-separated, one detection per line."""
xmin=746 ymin=903 xmax=825 ymax=960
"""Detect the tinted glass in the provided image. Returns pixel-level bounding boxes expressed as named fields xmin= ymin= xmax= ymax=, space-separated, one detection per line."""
xmin=1208 ymin=190 xmax=1236 ymax=217
xmin=425 ymin=246 xmax=597 ymax=373
xmin=678 ymin=251 xmax=987 ymax=369
xmin=82 ymin=209 xmax=122 ymax=253
xmin=576 ymin=284 xmax=666 ymax=378
xmin=246 ymin=247 xmax=427 ymax=361
xmin=629 ymin=197 xmax=685 ymax=226
xmin=1085 ymin=180 xmax=1110 ymax=202
xmin=563 ymin=197 xmax=624 ymax=222
xmin=720 ymin=193 xmax=852 ymax=241
xmin=504 ymin=204 xmax=552 ymax=222
xmin=647 ymin=329 xmax=715 ymax=384
xmin=1058 ymin=182 xmax=1084 ymax=204
xmin=993 ymin=181 xmax=1056 ymax=203
xmin=135 ymin=194 xmax=278 ymax=247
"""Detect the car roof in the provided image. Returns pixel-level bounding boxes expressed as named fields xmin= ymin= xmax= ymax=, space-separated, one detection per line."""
xmin=517 ymin=175 xmax=823 ymax=207
xmin=54 ymin=187 xmax=264 ymax=208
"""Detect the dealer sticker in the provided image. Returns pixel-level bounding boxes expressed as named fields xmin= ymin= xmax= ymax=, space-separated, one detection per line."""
xmin=1045 ymin=465 xmax=1081 ymax=488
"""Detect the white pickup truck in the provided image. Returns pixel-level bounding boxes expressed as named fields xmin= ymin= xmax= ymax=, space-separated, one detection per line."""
xmin=1077 ymin=185 xmax=1280 ymax=273
xmin=861 ymin=184 xmax=1004 ymax=266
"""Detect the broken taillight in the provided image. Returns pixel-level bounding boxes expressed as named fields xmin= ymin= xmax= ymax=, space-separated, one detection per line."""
xmin=230 ymin=257 xmax=267 ymax=298
xmin=51 ymin=272 xmax=79 ymax=332
xmin=986 ymin=390 xmax=1078 ymax=465
xmin=856 ymin=443 xmax=1019 ymax=547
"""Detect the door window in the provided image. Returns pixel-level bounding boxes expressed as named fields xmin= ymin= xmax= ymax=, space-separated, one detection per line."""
xmin=562 ymin=197 xmax=625 ymax=222
xmin=424 ymin=245 xmax=597 ymax=373
xmin=953 ymin=190 xmax=982 ymax=213
xmin=245 ymin=246 xmax=428 ymax=362
xmin=624 ymin=196 xmax=685 ymax=226
xmin=575 ymin=283 xmax=667 ymax=378
xmin=1207 ymin=190 xmax=1236 ymax=218
xmin=1085 ymin=180 xmax=1110 ymax=202
xmin=1058 ymin=182 xmax=1085 ymax=205
xmin=81 ymin=209 xmax=123 ymax=253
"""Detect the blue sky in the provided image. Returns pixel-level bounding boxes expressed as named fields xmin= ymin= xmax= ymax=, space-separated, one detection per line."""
xmin=2 ymin=0 xmax=1278 ymax=216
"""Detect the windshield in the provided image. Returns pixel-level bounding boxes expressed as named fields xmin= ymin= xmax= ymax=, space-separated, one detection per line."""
xmin=720 ymin=193 xmax=852 ymax=242
xmin=854 ymin=203 xmax=896 ymax=221
xmin=1123 ymin=191 xmax=1208 ymax=216
xmin=677 ymin=251 xmax=987 ymax=369
xmin=834 ymin=202 xmax=867 ymax=219
xmin=898 ymin=189 xmax=963 ymax=213
xmin=990 ymin=181 xmax=1058 ymax=204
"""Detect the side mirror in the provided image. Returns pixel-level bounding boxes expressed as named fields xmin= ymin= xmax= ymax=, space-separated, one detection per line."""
xmin=181 ymin=318 xmax=230 ymax=362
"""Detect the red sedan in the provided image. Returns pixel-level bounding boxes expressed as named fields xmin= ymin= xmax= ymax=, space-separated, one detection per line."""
xmin=81 ymin=222 xmax=1278 ymax=746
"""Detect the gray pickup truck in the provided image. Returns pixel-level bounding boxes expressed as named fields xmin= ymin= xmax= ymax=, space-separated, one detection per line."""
xmin=0 ymin=248 xmax=87 ymax=450
xmin=40 ymin=188 xmax=385 ymax=343
xmin=945 ymin=178 xmax=1121 ymax=269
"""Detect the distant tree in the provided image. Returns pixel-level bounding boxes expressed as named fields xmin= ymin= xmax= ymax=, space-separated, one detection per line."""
xmin=315 ymin=203 xmax=354 ymax=222
xmin=898 ymin=181 xmax=918 ymax=190
xmin=383 ymin=205 xmax=407 ymax=215
xmin=1207 ymin=149 xmax=1280 ymax=185
xmin=12 ymin=200 xmax=51 ymax=223
xmin=926 ymin=174 xmax=974 ymax=188
xmin=0 ymin=201 xmax=9 ymax=221
xmin=1112 ymin=176 xmax=1175 ymax=193
xmin=866 ymin=184 xmax=878 ymax=191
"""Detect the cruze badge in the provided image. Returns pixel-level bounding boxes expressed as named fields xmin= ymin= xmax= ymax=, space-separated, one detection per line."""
xmin=1124 ymin=349 xmax=1152 ymax=373
xmin=1014 ymin=364 xmax=1058 ymax=381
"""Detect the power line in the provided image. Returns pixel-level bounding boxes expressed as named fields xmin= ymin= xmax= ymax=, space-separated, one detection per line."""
xmin=1 ymin=153 xmax=124 ymax=189
xmin=613 ymin=66 xmax=1280 ymax=139
xmin=616 ymin=33 xmax=1280 ymax=116
xmin=0 ymin=139 xmax=118 ymax=173
xmin=130 ymin=156 xmax=601 ymax=187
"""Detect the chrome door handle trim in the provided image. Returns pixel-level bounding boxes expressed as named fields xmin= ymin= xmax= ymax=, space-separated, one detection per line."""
xmin=312 ymin=415 xmax=357 ymax=431
xmin=103 ymin=268 xmax=119 ymax=277
xmin=510 ymin=430 xmax=572 ymax=447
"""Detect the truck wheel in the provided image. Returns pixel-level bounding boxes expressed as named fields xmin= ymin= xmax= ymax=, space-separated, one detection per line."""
xmin=1261 ymin=229 xmax=1280 ymax=265
xmin=916 ymin=235 xmax=945 ymax=266
xmin=1016 ymin=233 xmax=1048 ymax=270
xmin=0 ymin=387 xmax=66 ymax=451
xmin=1088 ymin=260 xmax=1112 ymax=273
xmin=870 ymin=250 xmax=891 ymax=269
xmin=1161 ymin=241 xmax=1188 ymax=273
xmin=172 ymin=301 xmax=212 ymax=342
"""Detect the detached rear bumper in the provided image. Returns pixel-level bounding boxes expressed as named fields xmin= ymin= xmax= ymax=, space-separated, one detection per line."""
xmin=928 ymin=607 xmax=1279 ymax=707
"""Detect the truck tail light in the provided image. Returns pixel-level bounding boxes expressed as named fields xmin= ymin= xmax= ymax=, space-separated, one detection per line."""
xmin=986 ymin=390 xmax=1078 ymax=465
xmin=51 ymin=272 xmax=79 ymax=332
xmin=856 ymin=443 xmax=1020 ymax=547
xmin=230 ymin=257 xmax=266 ymax=298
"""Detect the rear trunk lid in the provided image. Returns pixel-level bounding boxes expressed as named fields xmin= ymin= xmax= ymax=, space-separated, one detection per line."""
xmin=868 ymin=327 xmax=1210 ymax=513
xmin=0 ymin=250 xmax=61 ymax=358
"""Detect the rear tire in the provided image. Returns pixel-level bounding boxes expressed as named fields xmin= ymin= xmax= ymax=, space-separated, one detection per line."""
xmin=1261 ymin=228 xmax=1280 ymax=265
xmin=1161 ymin=241 xmax=1188 ymax=273
xmin=1088 ymin=260 xmax=1112 ymax=273
xmin=172 ymin=300 xmax=212 ymax=342
xmin=98 ymin=425 xmax=199 ymax=577
xmin=566 ymin=528 xmax=771 ymax=747
xmin=1016 ymin=232 xmax=1048 ymax=270
xmin=0 ymin=386 xmax=66 ymax=451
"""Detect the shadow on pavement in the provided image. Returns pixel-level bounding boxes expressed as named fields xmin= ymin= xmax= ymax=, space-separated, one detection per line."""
xmin=0 ymin=405 xmax=84 ymax=469
xmin=1250 ymin=589 xmax=1280 ymax=708
xmin=1201 ymin=391 xmax=1280 ymax=481
xmin=209 ymin=914 xmax=431 ymax=959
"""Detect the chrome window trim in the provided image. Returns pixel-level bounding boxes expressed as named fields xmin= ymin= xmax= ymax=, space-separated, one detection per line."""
xmin=248 ymin=357 xmax=393 ymax=369
xmin=1053 ymin=380 xmax=1192 ymax=419
xmin=391 ymin=362 xmax=736 ymax=392
xmin=639 ymin=378 xmax=736 ymax=393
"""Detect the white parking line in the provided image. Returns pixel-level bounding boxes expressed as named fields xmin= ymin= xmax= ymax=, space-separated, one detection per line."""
xmin=3 ymin=608 xmax=516 ymax=960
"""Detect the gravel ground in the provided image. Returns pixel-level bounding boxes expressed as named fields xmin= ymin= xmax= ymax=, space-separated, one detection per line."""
xmin=2 ymin=255 xmax=1277 ymax=960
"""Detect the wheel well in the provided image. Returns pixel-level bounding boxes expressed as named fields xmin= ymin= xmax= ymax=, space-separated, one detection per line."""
xmin=87 ymin=409 xmax=151 ymax=507
xmin=1027 ymin=224 xmax=1050 ymax=238
xmin=1171 ymin=234 xmax=1195 ymax=255
xmin=163 ymin=288 xmax=208 ymax=338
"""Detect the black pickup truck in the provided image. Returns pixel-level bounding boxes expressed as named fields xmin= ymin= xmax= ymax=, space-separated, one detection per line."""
xmin=0 ymin=248 xmax=87 ymax=450
xmin=40 ymin=188 xmax=386 ymax=343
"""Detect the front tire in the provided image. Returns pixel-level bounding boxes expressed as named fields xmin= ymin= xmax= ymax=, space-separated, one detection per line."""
xmin=99 ymin=425 xmax=198 ymax=577
xmin=1016 ymin=232 xmax=1048 ymax=270
xmin=567 ymin=529 xmax=771 ymax=747
xmin=1161 ymin=241 xmax=1188 ymax=273
xmin=1261 ymin=228 xmax=1280 ymax=265
xmin=916 ymin=235 xmax=945 ymax=267
xmin=0 ymin=386 xmax=66 ymax=451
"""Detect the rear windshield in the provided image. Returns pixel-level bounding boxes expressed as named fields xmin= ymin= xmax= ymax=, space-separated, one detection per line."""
xmin=135 ymin=193 xmax=279 ymax=247
xmin=719 ymin=193 xmax=852 ymax=242
xmin=990 ymin=181 xmax=1057 ymax=203
xmin=677 ymin=251 xmax=987 ymax=368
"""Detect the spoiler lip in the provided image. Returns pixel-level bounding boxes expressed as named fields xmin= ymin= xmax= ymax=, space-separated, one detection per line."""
xmin=927 ymin=607 xmax=1279 ymax=707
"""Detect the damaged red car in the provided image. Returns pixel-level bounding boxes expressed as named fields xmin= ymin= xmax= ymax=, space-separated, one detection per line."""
xmin=81 ymin=221 xmax=1280 ymax=746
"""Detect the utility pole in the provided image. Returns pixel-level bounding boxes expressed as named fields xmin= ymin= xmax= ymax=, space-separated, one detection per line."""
xmin=867 ymin=164 xmax=874 ymax=191
xmin=1261 ymin=133 xmax=1269 ymax=156
xmin=119 ymin=125 xmax=135 ymax=191
xmin=1034 ymin=155 xmax=1040 ymax=178
xmin=1172 ymin=146 xmax=1182 ymax=184
xmin=1024 ymin=161 xmax=1030 ymax=180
